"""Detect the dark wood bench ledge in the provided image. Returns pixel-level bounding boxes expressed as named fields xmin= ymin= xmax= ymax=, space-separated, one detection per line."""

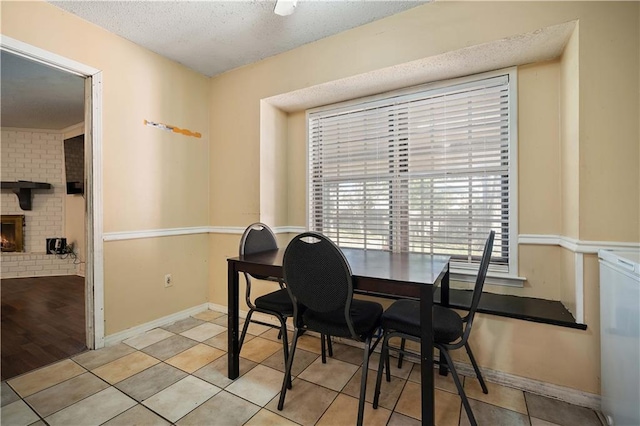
xmin=434 ymin=288 xmax=587 ymax=330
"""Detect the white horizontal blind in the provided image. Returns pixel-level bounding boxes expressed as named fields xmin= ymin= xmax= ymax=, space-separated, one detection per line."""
xmin=308 ymin=73 xmax=514 ymax=273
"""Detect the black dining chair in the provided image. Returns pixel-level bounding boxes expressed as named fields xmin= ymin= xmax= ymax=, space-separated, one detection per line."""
xmin=238 ymin=223 xmax=293 ymax=364
xmin=372 ymin=231 xmax=495 ymax=426
xmin=277 ymin=232 xmax=383 ymax=426
xmin=238 ymin=223 xmax=333 ymax=380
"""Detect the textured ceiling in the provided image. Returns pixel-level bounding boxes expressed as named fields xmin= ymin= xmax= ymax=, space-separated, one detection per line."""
xmin=0 ymin=51 xmax=85 ymax=130
xmin=2 ymin=0 xmax=427 ymax=130
xmin=48 ymin=0 xmax=428 ymax=77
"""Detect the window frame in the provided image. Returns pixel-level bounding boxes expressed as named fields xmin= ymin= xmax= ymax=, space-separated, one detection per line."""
xmin=305 ymin=68 xmax=520 ymax=285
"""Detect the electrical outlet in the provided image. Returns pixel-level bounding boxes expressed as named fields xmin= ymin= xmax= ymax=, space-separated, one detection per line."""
xmin=164 ymin=274 xmax=173 ymax=288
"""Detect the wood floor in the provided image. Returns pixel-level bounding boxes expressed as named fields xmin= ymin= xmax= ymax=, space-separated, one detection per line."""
xmin=1 ymin=275 xmax=87 ymax=381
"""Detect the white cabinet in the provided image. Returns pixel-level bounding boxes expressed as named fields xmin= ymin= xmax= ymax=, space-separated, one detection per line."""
xmin=599 ymin=249 xmax=640 ymax=426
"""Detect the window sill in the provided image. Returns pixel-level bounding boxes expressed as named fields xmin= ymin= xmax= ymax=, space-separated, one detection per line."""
xmin=451 ymin=268 xmax=526 ymax=288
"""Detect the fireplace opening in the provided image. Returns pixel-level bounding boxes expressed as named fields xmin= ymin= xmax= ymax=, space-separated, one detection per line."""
xmin=1 ymin=215 xmax=25 ymax=252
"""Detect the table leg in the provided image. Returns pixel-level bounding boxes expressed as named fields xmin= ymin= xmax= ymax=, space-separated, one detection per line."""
xmin=420 ymin=285 xmax=435 ymax=426
xmin=441 ymin=263 xmax=450 ymax=307
xmin=228 ymin=261 xmax=240 ymax=379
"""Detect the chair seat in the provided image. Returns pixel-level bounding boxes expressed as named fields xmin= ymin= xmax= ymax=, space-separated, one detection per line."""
xmin=381 ymin=299 xmax=463 ymax=344
xmin=255 ymin=288 xmax=294 ymax=315
xmin=303 ymin=299 xmax=383 ymax=338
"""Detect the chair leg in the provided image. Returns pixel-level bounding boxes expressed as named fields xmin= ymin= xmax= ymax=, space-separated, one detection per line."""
xmin=385 ymin=347 xmax=391 ymax=383
xmin=465 ymin=342 xmax=488 ymax=394
xmin=321 ymin=334 xmax=327 ymax=364
xmin=238 ymin=310 xmax=254 ymax=351
xmin=278 ymin=328 xmax=301 ymax=411
xmin=438 ymin=345 xmax=477 ymax=426
xmin=397 ymin=338 xmax=406 ymax=368
xmin=277 ymin=329 xmax=283 ymax=340
xmin=438 ymin=348 xmax=449 ymax=377
xmin=357 ymin=336 xmax=372 ymax=426
xmin=373 ymin=333 xmax=389 ymax=409
xmin=327 ymin=335 xmax=333 ymax=357
xmin=278 ymin=316 xmax=292 ymax=390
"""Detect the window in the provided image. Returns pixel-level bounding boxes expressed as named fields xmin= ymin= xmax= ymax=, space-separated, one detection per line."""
xmin=307 ymin=70 xmax=517 ymax=276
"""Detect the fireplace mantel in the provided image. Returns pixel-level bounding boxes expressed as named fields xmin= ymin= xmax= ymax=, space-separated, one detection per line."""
xmin=1 ymin=181 xmax=52 ymax=211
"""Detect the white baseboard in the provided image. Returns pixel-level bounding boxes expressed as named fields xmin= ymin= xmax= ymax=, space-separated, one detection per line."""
xmin=103 ymin=303 xmax=210 ymax=346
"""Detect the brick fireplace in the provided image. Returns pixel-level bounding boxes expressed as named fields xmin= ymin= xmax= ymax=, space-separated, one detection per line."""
xmin=1 ymin=215 xmax=24 ymax=252
xmin=1 ymin=129 xmax=79 ymax=278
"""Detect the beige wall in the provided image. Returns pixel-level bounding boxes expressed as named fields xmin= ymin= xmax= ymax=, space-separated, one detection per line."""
xmin=208 ymin=1 xmax=639 ymax=395
xmin=1 ymin=1 xmax=211 ymax=335
xmin=3 ymin=0 xmax=638 ymax=396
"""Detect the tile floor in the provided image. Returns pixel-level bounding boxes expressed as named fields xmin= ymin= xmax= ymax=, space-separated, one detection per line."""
xmin=1 ymin=309 xmax=604 ymax=426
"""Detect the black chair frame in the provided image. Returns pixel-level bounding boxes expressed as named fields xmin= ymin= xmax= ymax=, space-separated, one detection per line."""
xmin=372 ymin=231 xmax=495 ymax=426
xmin=277 ymin=232 xmax=381 ymax=426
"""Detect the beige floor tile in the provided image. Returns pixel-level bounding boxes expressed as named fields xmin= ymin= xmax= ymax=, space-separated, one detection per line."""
xmin=1 ymin=400 xmax=40 ymax=426
xmin=8 ymin=359 xmax=86 ymax=397
xmin=44 ymin=387 xmax=136 ymax=426
xmin=459 ymin=399 xmax=529 ymax=426
xmin=239 ymin=337 xmax=282 ymax=363
xmin=162 ymin=317 xmax=206 ymax=334
xmin=408 ymin=363 xmax=459 ymax=393
xmin=317 ymin=393 xmax=391 ymax=426
xmin=298 ymin=357 xmax=358 ymax=391
xmin=25 ymin=372 xmax=109 ymax=417
xmin=102 ymin=404 xmax=171 ymax=426
xmin=142 ymin=376 xmax=220 ymax=423
xmin=176 ymin=390 xmax=260 ymax=425
xmin=330 ymin=342 xmax=366 ymax=366
xmin=165 ymin=343 xmax=225 ymax=373
xmin=204 ymin=330 xmax=254 ymax=350
xmin=294 ymin=334 xmax=323 ymax=354
xmin=245 ymin=322 xmax=273 ymax=336
xmin=2 ymin=382 xmax=20 ymax=407
xmin=193 ymin=310 xmax=226 ymax=322
xmin=530 ymin=417 xmax=562 ymax=426
xmin=394 ymin=381 xmax=461 ymax=425
xmin=244 ymin=409 xmax=299 ymax=426
xmin=72 ymin=344 xmax=137 ymax=370
xmin=193 ymin=355 xmax=257 ymax=388
xmin=265 ymin=378 xmax=338 ymax=425
xmin=368 ymin=352 xmax=413 ymax=379
xmin=262 ymin=348 xmax=318 ymax=376
xmin=464 ymin=379 xmax=528 ymax=414
xmin=259 ymin=328 xmax=293 ymax=343
xmin=92 ymin=352 xmax=160 ymax=384
xmin=225 ymin=365 xmax=285 ymax=407
xmin=212 ymin=314 xmax=243 ymax=327
xmin=387 ymin=412 xmax=422 ymax=426
xmin=123 ymin=328 xmax=175 ymax=350
xmin=343 ymin=367 xmax=405 ymax=410
xmin=114 ymin=363 xmax=188 ymax=402
xmin=180 ymin=322 xmax=227 ymax=342
xmin=141 ymin=335 xmax=199 ymax=361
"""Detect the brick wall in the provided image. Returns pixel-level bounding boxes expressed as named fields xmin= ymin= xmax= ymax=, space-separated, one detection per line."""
xmin=1 ymin=129 xmax=79 ymax=278
xmin=1 ymin=129 xmax=65 ymax=253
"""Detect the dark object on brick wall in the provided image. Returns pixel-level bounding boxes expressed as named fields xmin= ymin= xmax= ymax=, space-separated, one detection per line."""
xmin=64 ymin=135 xmax=84 ymax=195
xmin=46 ymin=238 xmax=67 ymax=254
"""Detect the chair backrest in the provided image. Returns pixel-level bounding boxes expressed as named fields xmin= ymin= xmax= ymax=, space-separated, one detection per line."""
xmin=283 ymin=232 xmax=358 ymax=336
xmin=461 ymin=230 xmax=495 ymax=340
xmin=240 ymin=223 xmax=278 ymax=256
xmin=240 ymin=223 xmax=278 ymax=281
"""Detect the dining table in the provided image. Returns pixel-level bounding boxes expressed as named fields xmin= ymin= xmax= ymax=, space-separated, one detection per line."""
xmin=227 ymin=246 xmax=450 ymax=426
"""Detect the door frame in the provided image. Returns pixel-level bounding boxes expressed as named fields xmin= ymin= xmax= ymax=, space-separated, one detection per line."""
xmin=1 ymin=35 xmax=105 ymax=349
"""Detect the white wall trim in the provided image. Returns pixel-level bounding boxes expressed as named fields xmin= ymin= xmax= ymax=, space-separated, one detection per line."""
xmin=103 ymin=225 xmax=308 ymax=240
xmin=1 ymin=35 xmax=100 ymax=76
xmin=103 ymin=303 xmax=209 ymax=346
xmin=574 ymin=253 xmax=584 ymax=323
xmin=519 ymin=234 xmax=639 ymax=254
xmin=103 ymin=226 xmax=213 ymax=241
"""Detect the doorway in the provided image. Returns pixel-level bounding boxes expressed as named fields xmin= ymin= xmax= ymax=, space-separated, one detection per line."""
xmin=0 ymin=36 xmax=104 ymax=379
